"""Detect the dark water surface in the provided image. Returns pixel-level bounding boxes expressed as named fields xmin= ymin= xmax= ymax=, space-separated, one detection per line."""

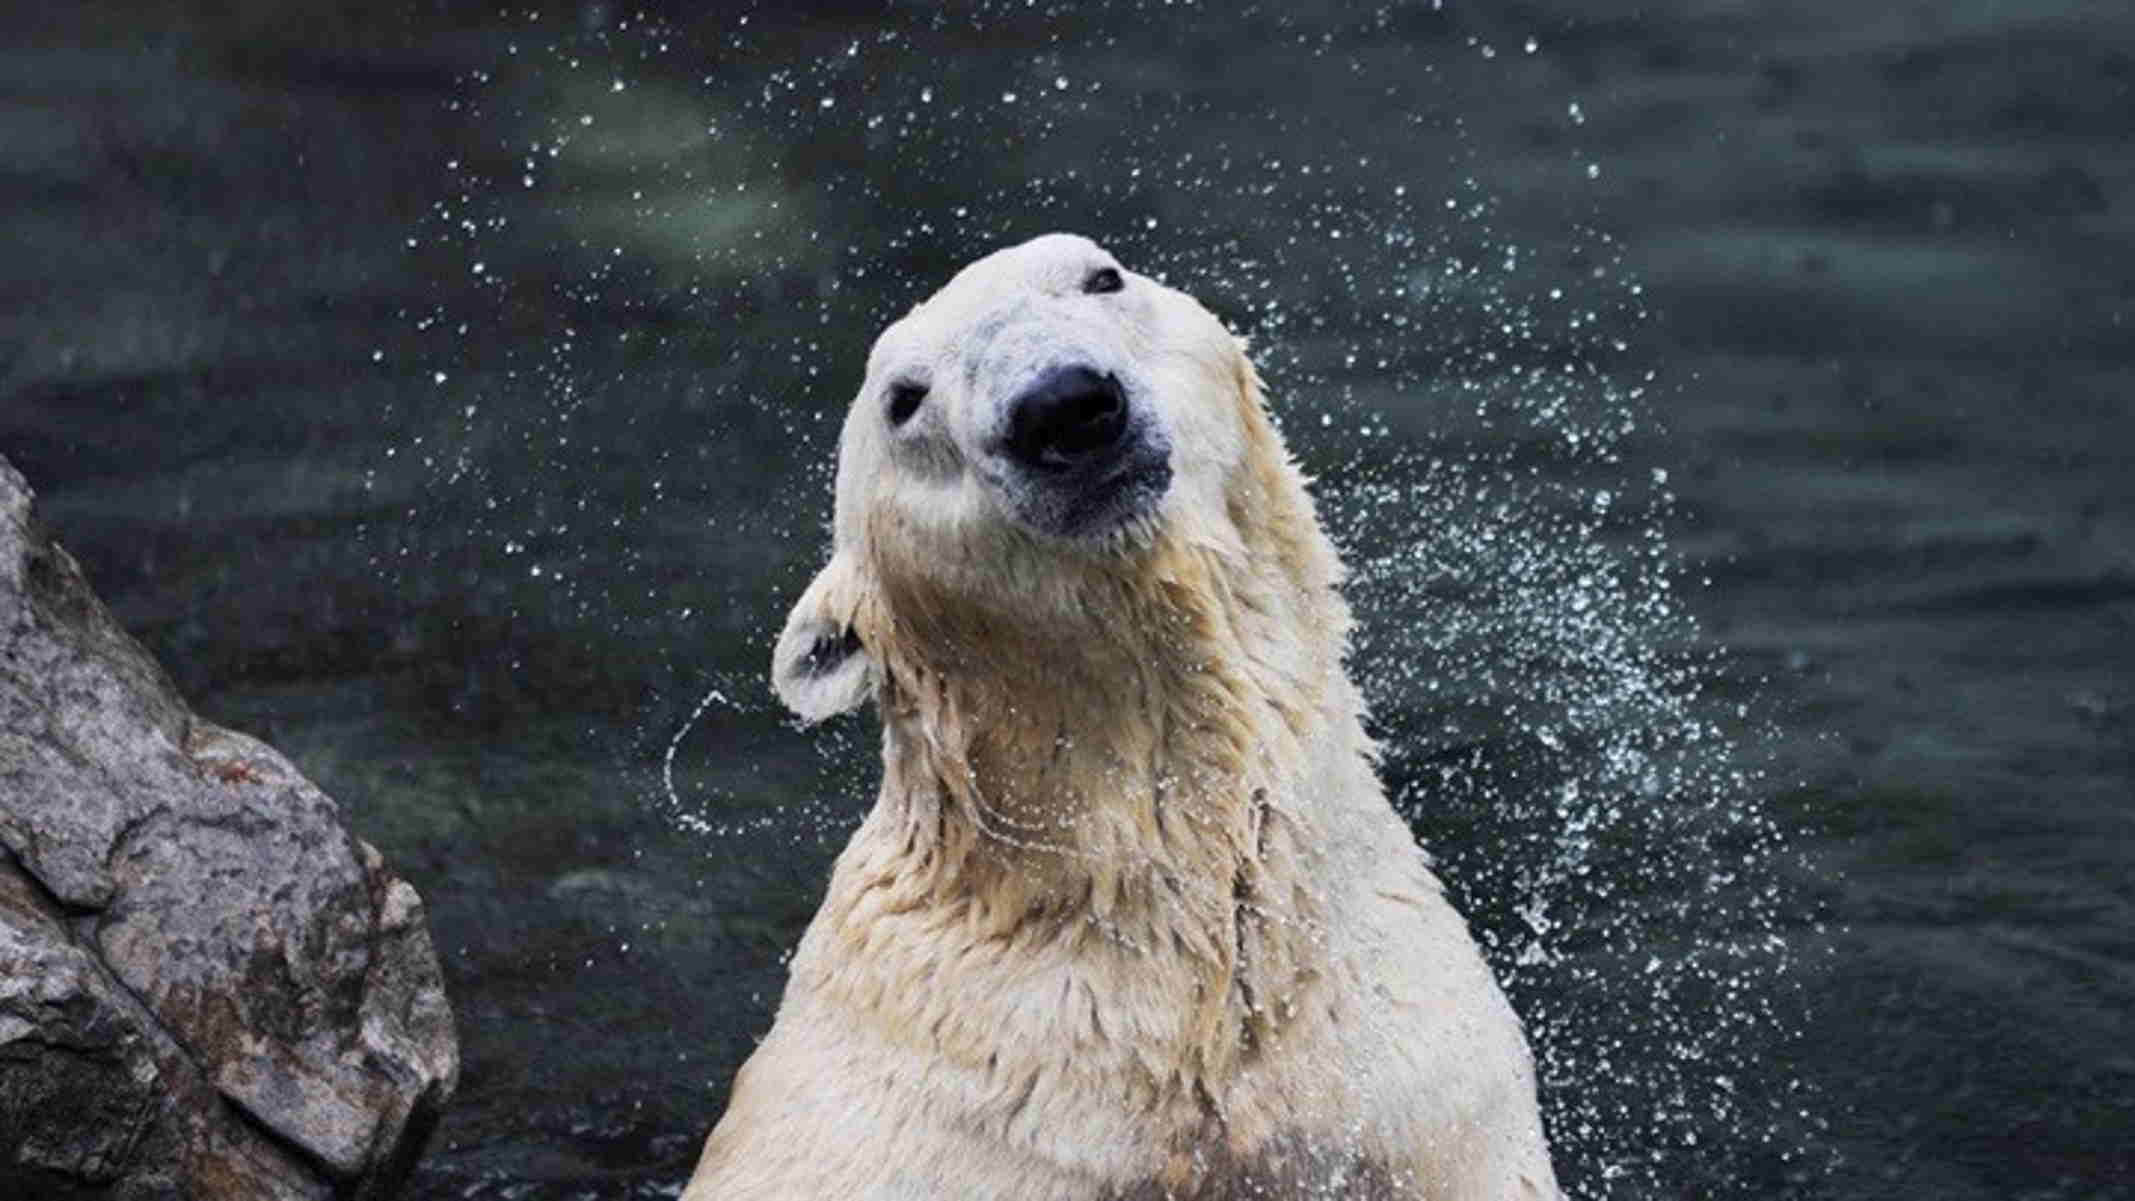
xmin=4 ymin=3 xmax=2132 ymax=1198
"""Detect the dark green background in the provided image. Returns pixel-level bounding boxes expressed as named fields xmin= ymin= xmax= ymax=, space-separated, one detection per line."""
xmin=4 ymin=2 xmax=2131 ymax=1197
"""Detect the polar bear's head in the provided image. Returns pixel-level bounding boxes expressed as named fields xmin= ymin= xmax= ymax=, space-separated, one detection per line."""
xmin=772 ymin=233 xmax=1333 ymax=725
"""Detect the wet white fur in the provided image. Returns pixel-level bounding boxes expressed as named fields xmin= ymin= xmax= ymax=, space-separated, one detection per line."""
xmin=685 ymin=234 xmax=1562 ymax=1201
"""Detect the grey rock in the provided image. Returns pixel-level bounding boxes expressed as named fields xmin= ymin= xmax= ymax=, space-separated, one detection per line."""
xmin=0 ymin=455 xmax=458 ymax=1199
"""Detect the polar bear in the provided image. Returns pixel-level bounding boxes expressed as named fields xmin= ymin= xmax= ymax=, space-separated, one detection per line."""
xmin=682 ymin=233 xmax=1561 ymax=1200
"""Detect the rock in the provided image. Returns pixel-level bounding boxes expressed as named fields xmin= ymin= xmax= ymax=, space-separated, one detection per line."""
xmin=0 ymin=454 xmax=458 ymax=1199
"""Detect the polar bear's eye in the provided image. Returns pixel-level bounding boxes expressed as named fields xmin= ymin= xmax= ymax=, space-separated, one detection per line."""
xmin=1082 ymin=267 xmax=1124 ymax=295
xmin=886 ymin=381 xmax=928 ymax=428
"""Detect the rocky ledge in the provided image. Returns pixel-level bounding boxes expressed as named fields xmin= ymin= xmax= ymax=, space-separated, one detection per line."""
xmin=0 ymin=452 xmax=458 ymax=1200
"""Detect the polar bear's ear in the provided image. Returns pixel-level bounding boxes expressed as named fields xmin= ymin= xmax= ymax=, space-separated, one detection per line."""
xmin=771 ymin=550 xmax=875 ymax=723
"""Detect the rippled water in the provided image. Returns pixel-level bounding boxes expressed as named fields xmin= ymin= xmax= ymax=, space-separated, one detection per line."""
xmin=9 ymin=4 xmax=2132 ymax=1199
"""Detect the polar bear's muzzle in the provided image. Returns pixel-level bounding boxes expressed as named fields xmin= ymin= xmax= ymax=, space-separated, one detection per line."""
xmin=982 ymin=363 xmax=1172 ymax=538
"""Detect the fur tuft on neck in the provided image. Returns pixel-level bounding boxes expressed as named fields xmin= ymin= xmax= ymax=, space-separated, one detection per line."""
xmin=817 ymin=385 xmax=1365 ymax=1090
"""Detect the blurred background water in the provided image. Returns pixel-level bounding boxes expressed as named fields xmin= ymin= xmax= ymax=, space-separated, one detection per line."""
xmin=3 ymin=2 xmax=2132 ymax=1198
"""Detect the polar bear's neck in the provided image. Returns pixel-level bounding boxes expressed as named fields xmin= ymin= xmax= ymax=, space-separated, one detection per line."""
xmin=796 ymin=405 xmax=1372 ymax=1111
xmin=826 ymin=501 xmax=1366 ymax=1073
xmin=874 ymin=516 xmax=1352 ymax=881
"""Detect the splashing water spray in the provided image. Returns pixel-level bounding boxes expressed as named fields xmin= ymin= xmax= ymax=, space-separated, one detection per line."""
xmin=390 ymin=14 xmax=1829 ymax=1196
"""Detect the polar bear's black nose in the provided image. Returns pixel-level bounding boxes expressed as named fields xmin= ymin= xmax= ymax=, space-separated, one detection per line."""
xmin=1003 ymin=366 xmax=1129 ymax=471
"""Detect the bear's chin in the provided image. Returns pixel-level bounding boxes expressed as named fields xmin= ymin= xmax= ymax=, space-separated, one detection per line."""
xmin=992 ymin=446 xmax=1173 ymax=543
